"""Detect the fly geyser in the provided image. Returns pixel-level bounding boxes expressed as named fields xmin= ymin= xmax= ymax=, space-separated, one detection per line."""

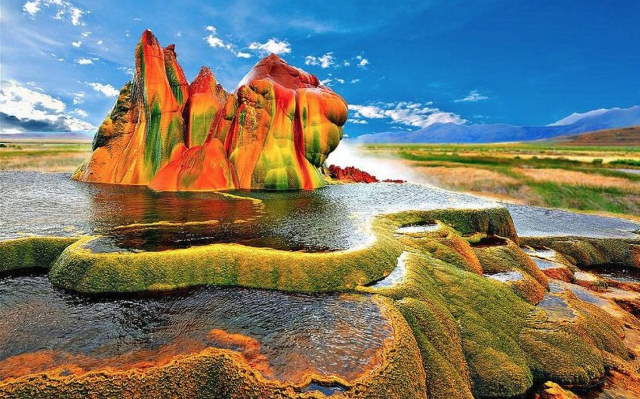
xmin=74 ymin=30 xmax=347 ymax=191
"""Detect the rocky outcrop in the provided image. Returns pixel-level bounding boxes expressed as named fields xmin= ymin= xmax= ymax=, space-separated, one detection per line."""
xmin=327 ymin=164 xmax=406 ymax=183
xmin=328 ymin=165 xmax=379 ymax=183
xmin=74 ymin=30 xmax=348 ymax=191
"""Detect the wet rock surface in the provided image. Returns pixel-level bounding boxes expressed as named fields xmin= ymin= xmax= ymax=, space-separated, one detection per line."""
xmin=0 ymin=274 xmax=392 ymax=385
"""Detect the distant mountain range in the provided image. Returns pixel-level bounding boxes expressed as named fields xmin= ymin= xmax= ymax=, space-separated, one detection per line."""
xmin=354 ymin=105 xmax=640 ymax=143
xmin=551 ymin=126 xmax=640 ymax=146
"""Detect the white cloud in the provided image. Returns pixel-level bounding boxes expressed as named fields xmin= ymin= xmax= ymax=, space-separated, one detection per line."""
xmin=248 ymin=38 xmax=291 ymax=55
xmin=205 ymin=35 xmax=229 ymax=49
xmin=349 ymin=102 xmax=466 ymax=128
xmin=305 ymin=52 xmax=334 ymax=68
xmin=335 ymin=78 xmax=345 ymax=84
xmin=69 ymin=7 xmax=83 ymax=25
xmin=73 ymin=108 xmax=88 ymax=118
xmin=454 ymin=90 xmax=489 ymax=103
xmin=96 ymin=40 xmax=103 ymax=45
xmin=349 ymin=119 xmax=368 ymax=124
xmin=23 ymin=1 xmax=40 ymax=15
xmin=86 ymin=82 xmax=119 ymax=97
xmin=117 ymin=66 xmax=134 ymax=76
xmin=72 ymin=91 xmax=85 ymax=105
xmin=351 ymin=79 xmax=360 ymax=84
xmin=22 ymin=1 xmax=86 ymax=26
xmin=204 ymin=28 xmax=252 ymax=58
xmin=71 ymin=40 xmax=81 ymax=47
xmin=356 ymin=55 xmax=369 ymax=67
xmin=0 ymin=79 xmax=94 ymax=132
xmin=305 ymin=53 xmax=370 ymax=70
xmin=81 ymin=31 xmax=91 ymax=37
xmin=75 ymin=58 xmax=93 ymax=65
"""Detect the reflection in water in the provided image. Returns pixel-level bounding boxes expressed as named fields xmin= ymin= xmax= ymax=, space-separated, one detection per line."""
xmin=484 ymin=271 xmax=524 ymax=283
xmin=0 ymin=172 xmax=498 ymax=251
xmin=2 ymin=172 xmax=638 ymax=251
xmin=369 ymin=252 xmax=409 ymax=288
xmin=0 ymin=274 xmax=391 ymax=384
xmin=583 ymin=265 xmax=640 ymax=284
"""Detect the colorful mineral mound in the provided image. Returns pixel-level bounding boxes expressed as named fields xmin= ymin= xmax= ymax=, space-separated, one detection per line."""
xmin=74 ymin=30 xmax=348 ymax=191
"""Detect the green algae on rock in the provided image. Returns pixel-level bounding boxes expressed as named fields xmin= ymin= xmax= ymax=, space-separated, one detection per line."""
xmin=0 ymin=236 xmax=79 ymax=274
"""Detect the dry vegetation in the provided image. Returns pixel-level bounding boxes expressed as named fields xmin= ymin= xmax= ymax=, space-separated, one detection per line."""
xmin=0 ymin=141 xmax=91 ymax=172
xmin=361 ymin=143 xmax=640 ymax=218
xmin=515 ymin=168 xmax=640 ymax=192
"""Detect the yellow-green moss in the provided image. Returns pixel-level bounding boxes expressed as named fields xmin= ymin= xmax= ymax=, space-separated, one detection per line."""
xmin=48 ymin=214 xmax=407 ymax=294
xmin=412 ymin=233 xmax=483 ymax=275
xmin=46 ymin=208 xmax=517 ymax=295
xmin=521 ymin=236 xmax=640 ymax=268
xmin=359 ymin=251 xmax=533 ymax=397
xmin=395 ymin=297 xmax=474 ymax=399
xmin=473 ymin=238 xmax=549 ymax=303
xmin=358 ymin=235 xmax=630 ymax=398
xmin=393 ymin=207 xmax=518 ymax=243
xmin=0 ymin=237 xmax=79 ymax=273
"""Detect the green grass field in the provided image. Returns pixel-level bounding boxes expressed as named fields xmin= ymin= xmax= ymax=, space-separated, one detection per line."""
xmin=0 ymin=141 xmax=91 ymax=172
xmin=361 ymin=143 xmax=640 ymax=219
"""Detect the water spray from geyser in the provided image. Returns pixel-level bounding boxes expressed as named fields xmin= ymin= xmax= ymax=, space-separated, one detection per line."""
xmin=326 ymin=141 xmax=422 ymax=183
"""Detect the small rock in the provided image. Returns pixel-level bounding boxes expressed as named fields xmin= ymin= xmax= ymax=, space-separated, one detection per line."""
xmin=534 ymin=381 xmax=579 ymax=399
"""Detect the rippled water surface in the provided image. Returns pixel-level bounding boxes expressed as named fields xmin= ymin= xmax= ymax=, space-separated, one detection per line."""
xmin=2 ymin=172 xmax=637 ymax=251
xmin=0 ymin=274 xmax=391 ymax=384
xmin=0 ymin=171 xmax=498 ymax=251
xmin=506 ymin=204 xmax=640 ymax=239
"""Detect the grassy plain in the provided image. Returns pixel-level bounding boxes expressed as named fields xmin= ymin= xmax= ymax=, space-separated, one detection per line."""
xmin=0 ymin=140 xmax=91 ymax=172
xmin=360 ymin=143 xmax=640 ymax=218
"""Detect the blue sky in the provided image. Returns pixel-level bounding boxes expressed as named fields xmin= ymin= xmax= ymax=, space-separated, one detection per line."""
xmin=1 ymin=0 xmax=639 ymax=136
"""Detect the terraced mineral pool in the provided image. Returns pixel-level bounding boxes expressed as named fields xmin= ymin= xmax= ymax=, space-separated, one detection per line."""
xmin=369 ymin=252 xmax=409 ymax=288
xmin=537 ymin=292 xmax=576 ymax=322
xmin=2 ymin=172 xmax=637 ymax=252
xmin=0 ymin=273 xmax=392 ymax=386
xmin=395 ymin=223 xmax=440 ymax=234
xmin=523 ymin=247 xmax=558 ymax=260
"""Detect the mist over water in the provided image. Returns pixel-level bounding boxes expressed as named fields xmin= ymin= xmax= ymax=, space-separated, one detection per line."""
xmin=326 ymin=141 xmax=421 ymax=183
